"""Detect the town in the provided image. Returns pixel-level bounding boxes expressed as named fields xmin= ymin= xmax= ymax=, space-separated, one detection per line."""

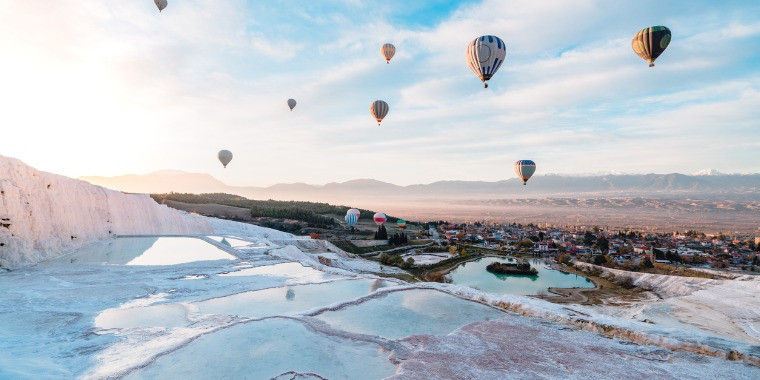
xmin=411 ymin=221 xmax=760 ymax=273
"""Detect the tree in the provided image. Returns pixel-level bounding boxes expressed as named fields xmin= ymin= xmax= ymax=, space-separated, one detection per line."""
xmin=402 ymin=257 xmax=415 ymax=269
xmin=596 ymin=236 xmax=609 ymax=254
xmin=584 ymin=231 xmax=595 ymax=246
xmin=538 ymin=231 xmax=545 ymax=241
xmin=529 ymin=235 xmax=540 ymax=242
xmin=593 ymin=254 xmax=607 ymax=265
xmin=374 ymin=225 xmax=388 ymax=240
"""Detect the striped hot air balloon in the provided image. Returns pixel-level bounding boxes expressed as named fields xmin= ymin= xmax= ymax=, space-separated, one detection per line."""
xmin=347 ymin=208 xmax=361 ymax=217
xmin=465 ymin=35 xmax=507 ymax=88
xmin=370 ymin=100 xmax=389 ymax=126
xmin=381 ymin=43 xmax=396 ymax=64
xmin=345 ymin=212 xmax=358 ymax=228
xmin=397 ymin=219 xmax=406 ymax=229
xmin=514 ymin=160 xmax=536 ymax=185
xmin=373 ymin=212 xmax=387 ymax=225
xmin=632 ymin=26 xmax=671 ymax=67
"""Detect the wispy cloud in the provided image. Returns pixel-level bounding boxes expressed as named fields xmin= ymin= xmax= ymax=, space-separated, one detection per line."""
xmin=0 ymin=0 xmax=758 ymax=185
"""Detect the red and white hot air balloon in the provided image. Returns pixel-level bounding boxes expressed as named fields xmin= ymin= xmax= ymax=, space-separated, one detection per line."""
xmin=373 ymin=212 xmax=387 ymax=225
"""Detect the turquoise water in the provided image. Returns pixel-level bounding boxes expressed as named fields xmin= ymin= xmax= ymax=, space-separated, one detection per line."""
xmin=316 ymin=289 xmax=507 ymax=340
xmin=195 ymin=279 xmax=386 ymax=318
xmin=125 ymin=319 xmax=396 ymax=380
xmin=44 ymin=237 xmax=236 ymax=266
xmin=448 ymin=257 xmax=593 ymax=295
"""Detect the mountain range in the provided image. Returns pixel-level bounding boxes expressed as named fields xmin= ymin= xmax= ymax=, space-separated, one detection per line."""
xmin=80 ymin=171 xmax=760 ymax=201
xmin=80 ymin=171 xmax=760 ymax=232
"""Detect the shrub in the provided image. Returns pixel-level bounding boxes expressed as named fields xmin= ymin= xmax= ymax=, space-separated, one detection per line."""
xmin=424 ymin=271 xmax=450 ymax=283
xmin=615 ymin=276 xmax=635 ymax=289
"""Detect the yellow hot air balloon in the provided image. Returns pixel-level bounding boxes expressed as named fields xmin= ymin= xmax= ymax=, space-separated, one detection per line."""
xmin=632 ymin=26 xmax=671 ymax=67
xmin=381 ymin=43 xmax=396 ymax=64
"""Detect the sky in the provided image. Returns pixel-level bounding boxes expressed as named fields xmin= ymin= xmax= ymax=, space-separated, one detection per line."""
xmin=1 ymin=0 xmax=759 ymax=186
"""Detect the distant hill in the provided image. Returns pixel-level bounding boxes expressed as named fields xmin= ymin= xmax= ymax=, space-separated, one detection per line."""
xmin=80 ymin=171 xmax=760 ymax=201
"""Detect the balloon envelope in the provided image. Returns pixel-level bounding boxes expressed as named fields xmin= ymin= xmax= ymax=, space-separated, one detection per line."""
xmin=218 ymin=150 xmax=233 ymax=168
xmin=347 ymin=208 xmax=361 ymax=217
xmin=514 ymin=160 xmax=536 ymax=185
xmin=287 ymin=98 xmax=297 ymax=111
xmin=154 ymin=0 xmax=167 ymax=12
xmin=345 ymin=213 xmax=358 ymax=227
xmin=632 ymin=26 xmax=671 ymax=67
xmin=370 ymin=100 xmax=389 ymax=125
xmin=381 ymin=43 xmax=396 ymax=63
xmin=465 ymin=35 xmax=507 ymax=88
xmin=397 ymin=219 xmax=406 ymax=229
xmin=373 ymin=212 xmax=387 ymax=225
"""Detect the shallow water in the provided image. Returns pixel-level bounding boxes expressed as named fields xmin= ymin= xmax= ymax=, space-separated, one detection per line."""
xmin=448 ymin=257 xmax=593 ymax=295
xmin=124 ymin=318 xmax=396 ymax=380
xmin=206 ymin=235 xmax=268 ymax=250
xmin=315 ymin=289 xmax=507 ymax=340
xmin=195 ymin=279 xmax=387 ymax=318
xmin=45 ymin=237 xmax=236 ymax=266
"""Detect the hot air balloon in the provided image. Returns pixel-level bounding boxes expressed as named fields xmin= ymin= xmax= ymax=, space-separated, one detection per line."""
xmin=370 ymin=100 xmax=389 ymax=126
xmin=347 ymin=208 xmax=361 ymax=217
xmin=397 ymin=219 xmax=407 ymax=229
xmin=381 ymin=43 xmax=396 ymax=64
xmin=154 ymin=0 xmax=167 ymax=12
xmin=514 ymin=160 xmax=536 ymax=185
xmin=345 ymin=212 xmax=358 ymax=228
xmin=287 ymin=99 xmax=297 ymax=111
xmin=632 ymin=26 xmax=671 ymax=67
xmin=465 ymin=35 xmax=507 ymax=88
xmin=218 ymin=150 xmax=233 ymax=168
xmin=373 ymin=212 xmax=387 ymax=225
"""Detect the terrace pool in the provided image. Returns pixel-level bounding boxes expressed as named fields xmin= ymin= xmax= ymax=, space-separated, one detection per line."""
xmin=44 ymin=237 xmax=237 ymax=266
xmin=448 ymin=257 xmax=593 ymax=295
xmin=195 ymin=279 xmax=387 ymax=318
xmin=315 ymin=289 xmax=507 ymax=340
xmin=124 ymin=319 xmax=396 ymax=380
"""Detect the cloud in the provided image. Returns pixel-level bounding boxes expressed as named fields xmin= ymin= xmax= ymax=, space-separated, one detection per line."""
xmin=0 ymin=0 xmax=759 ymax=186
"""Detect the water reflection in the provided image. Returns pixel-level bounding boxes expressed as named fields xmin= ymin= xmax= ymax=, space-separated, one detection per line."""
xmin=448 ymin=257 xmax=593 ymax=295
xmin=45 ymin=237 xmax=236 ymax=266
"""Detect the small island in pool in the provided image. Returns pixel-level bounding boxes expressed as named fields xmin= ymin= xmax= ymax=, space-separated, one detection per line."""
xmin=486 ymin=259 xmax=538 ymax=276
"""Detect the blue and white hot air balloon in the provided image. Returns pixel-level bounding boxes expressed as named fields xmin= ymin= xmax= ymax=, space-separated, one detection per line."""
xmin=465 ymin=35 xmax=507 ymax=88
xmin=514 ymin=160 xmax=536 ymax=185
xmin=345 ymin=212 xmax=359 ymax=228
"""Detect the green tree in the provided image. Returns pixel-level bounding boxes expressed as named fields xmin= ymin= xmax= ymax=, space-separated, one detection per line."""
xmin=584 ymin=231 xmax=595 ymax=246
xmin=596 ymin=236 xmax=609 ymax=254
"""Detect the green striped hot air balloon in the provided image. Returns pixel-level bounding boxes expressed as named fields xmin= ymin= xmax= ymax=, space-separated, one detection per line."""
xmin=397 ymin=219 xmax=406 ymax=229
xmin=632 ymin=26 xmax=671 ymax=67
